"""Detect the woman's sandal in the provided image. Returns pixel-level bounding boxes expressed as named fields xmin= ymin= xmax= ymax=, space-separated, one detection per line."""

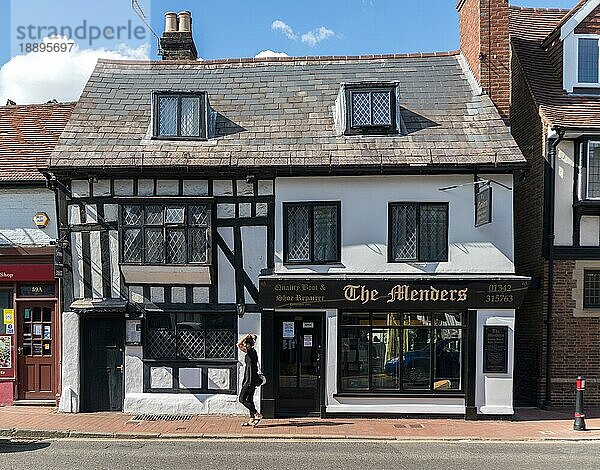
xmin=252 ymin=415 xmax=263 ymax=426
xmin=241 ymin=420 xmax=254 ymax=426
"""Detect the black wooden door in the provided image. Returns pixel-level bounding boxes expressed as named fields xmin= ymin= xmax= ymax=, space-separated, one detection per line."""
xmin=81 ymin=316 xmax=124 ymax=412
xmin=275 ymin=314 xmax=322 ymax=416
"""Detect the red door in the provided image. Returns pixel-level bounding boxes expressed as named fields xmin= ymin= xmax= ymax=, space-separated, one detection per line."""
xmin=17 ymin=302 xmax=57 ymax=400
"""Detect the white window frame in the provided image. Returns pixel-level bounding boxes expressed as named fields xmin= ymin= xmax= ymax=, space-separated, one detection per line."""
xmin=586 ymin=140 xmax=600 ymax=200
xmin=564 ymin=33 xmax=600 ymax=92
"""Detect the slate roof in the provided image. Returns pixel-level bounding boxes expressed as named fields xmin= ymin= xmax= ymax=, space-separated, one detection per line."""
xmin=0 ymin=102 xmax=75 ymax=182
xmin=510 ymin=4 xmax=600 ymax=129
xmin=49 ymin=54 xmax=524 ymax=172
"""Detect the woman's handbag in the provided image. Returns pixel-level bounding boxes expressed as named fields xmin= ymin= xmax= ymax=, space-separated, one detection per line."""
xmin=257 ymin=358 xmax=267 ymax=386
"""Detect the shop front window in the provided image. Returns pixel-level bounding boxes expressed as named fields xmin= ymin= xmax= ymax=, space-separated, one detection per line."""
xmin=339 ymin=311 xmax=464 ymax=393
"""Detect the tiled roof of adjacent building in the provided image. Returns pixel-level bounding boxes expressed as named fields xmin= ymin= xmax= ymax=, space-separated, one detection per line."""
xmin=0 ymin=102 xmax=75 ymax=182
xmin=49 ymin=54 xmax=524 ymax=172
xmin=510 ymin=4 xmax=600 ymax=129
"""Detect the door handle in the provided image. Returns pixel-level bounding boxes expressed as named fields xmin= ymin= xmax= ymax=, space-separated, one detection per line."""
xmin=17 ymin=347 xmax=23 ymax=355
xmin=116 ymin=365 xmax=124 ymax=372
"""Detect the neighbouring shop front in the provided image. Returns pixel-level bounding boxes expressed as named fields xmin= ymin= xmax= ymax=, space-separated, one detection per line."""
xmin=0 ymin=258 xmax=59 ymax=405
xmin=259 ymin=275 xmax=529 ymax=419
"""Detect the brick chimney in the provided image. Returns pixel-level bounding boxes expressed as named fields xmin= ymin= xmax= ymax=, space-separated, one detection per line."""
xmin=159 ymin=11 xmax=198 ymax=61
xmin=457 ymin=0 xmax=510 ymax=122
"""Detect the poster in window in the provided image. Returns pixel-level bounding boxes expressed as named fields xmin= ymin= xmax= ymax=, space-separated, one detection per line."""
xmin=0 ymin=336 xmax=11 ymax=369
xmin=283 ymin=321 xmax=295 ymax=339
xmin=43 ymin=325 xmax=51 ymax=340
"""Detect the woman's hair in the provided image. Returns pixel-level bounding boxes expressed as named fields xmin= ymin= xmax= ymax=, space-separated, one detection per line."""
xmin=244 ymin=335 xmax=257 ymax=347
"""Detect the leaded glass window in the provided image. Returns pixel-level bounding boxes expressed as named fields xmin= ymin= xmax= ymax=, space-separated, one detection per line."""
xmin=389 ymin=203 xmax=448 ymax=262
xmin=145 ymin=313 xmax=235 ymax=360
xmin=121 ymin=204 xmax=210 ymax=264
xmin=155 ymin=93 xmax=205 ymax=138
xmin=578 ymin=38 xmax=599 ymax=84
xmin=284 ymin=202 xmax=340 ymax=264
xmin=346 ymin=87 xmax=396 ymax=134
xmin=587 ymin=142 xmax=600 ymax=198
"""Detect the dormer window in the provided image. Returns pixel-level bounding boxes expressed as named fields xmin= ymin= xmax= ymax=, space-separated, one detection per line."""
xmin=344 ymin=85 xmax=397 ymax=135
xmin=153 ymin=91 xmax=207 ymax=139
xmin=578 ymin=38 xmax=599 ymax=84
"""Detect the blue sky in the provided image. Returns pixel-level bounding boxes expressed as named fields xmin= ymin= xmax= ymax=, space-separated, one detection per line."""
xmin=0 ymin=0 xmax=579 ymax=66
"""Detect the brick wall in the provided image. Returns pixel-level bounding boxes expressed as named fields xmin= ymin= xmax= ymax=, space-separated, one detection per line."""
xmin=510 ymin=50 xmax=546 ymax=406
xmin=458 ymin=0 xmax=511 ymax=122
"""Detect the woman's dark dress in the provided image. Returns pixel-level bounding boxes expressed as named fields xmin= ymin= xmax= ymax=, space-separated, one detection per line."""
xmin=239 ymin=347 xmax=260 ymax=417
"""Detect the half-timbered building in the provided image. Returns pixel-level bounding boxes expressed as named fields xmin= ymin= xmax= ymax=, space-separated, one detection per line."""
xmin=48 ymin=11 xmax=528 ymax=417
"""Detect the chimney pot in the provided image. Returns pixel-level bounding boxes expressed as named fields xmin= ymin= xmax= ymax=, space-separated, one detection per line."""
xmin=164 ymin=12 xmax=178 ymax=33
xmin=178 ymin=11 xmax=192 ymax=33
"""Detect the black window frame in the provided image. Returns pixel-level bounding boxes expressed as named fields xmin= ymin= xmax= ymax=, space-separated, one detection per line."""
xmin=142 ymin=311 xmax=238 ymax=395
xmin=583 ymin=270 xmax=600 ymax=308
xmin=119 ymin=203 xmax=212 ymax=266
xmin=388 ymin=202 xmax=449 ymax=263
xmin=337 ymin=311 xmax=467 ymax=395
xmin=282 ymin=201 xmax=342 ymax=265
xmin=152 ymin=91 xmax=208 ymax=140
xmin=344 ymin=85 xmax=397 ymax=136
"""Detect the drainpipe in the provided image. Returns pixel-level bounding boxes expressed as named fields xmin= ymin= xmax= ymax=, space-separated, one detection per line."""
xmin=545 ymin=126 xmax=565 ymax=407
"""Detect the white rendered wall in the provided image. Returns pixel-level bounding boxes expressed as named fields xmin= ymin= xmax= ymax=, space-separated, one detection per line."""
xmin=275 ymin=174 xmax=515 ymax=275
xmin=0 ymin=188 xmax=57 ymax=246
xmin=475 ymin=309 xmax=515 ymax=415
xmin=58 ymin=312 xmax=80 ymax=413
xmin=555 ymin=141 xmax=575 ymax=246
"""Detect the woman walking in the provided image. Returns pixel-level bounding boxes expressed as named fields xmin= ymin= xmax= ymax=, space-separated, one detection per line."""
xmin=237 ymin=333 xmax=263 ymax=426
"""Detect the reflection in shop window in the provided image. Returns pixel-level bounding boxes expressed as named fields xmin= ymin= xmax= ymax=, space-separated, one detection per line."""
xmin=339 ymin=311 xmax=464 ymax=393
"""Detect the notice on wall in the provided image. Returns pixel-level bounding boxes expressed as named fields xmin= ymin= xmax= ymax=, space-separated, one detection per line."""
xmin=483 ymin=325 xmax=508 ymax=373
xmin=283 ymin=321 xmax=295 ymax=339
xmin=303 ymin=335 xmax=313 ymax=347
xmin=303 ymin=322 xmax=314 ymax=329
xmin=126 ymin=319 xmax=142 ymax=345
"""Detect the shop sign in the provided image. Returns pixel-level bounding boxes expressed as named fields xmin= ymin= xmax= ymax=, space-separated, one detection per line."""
xmin=475 ymin=185 xmax=492 ymax=227
xmin=54 ymin=245 xmax=64 ymax=279
xmin=260 ymin=278 xmax=530 ymax=311
xmin=483 ymin=325 xmax=509 ymax=373
xmin=33 ymin=212 xmax=50 ymax=228
xmin=18 ymin=283 xmax=56 ymax=297
xmin=0 ymin=264 xmax=54 ymax=282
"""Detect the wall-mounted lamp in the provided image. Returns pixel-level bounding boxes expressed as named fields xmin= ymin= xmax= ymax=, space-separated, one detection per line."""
xmin=88 ymin=174 xmax=99 ymax=184
xmin=236 ymin=303 xmax=246 ymax=318
xmin=245 ymin=174 xmax=256 ymax=184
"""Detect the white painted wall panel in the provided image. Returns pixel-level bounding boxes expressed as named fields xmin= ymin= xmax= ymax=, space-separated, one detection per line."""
xmin=58 ymin=312 xmax=80 ymax=412
xmin=109 ymin=230 xmax=121 ymax=298
xmin=275 ymin=175 xmax=515 ymax=275
xmin=475 ymin=309 xmax=515 ymax=415
xmin=217 ymin=227 xmax=236 ymax=303
xmin=554 ymin=141 xmax=575 ymax=246
xmin=71 ymin=232 xmax=84 ymax=299
xmin=89 ymin=231 xmax=103 ymax=299
xmin=241 ymin=225 xmax=267 ymax=285
xmin=0 ymin=188 xmax=57 ymax=246
xmin=580 ymin=216 xmax=600 ymax=246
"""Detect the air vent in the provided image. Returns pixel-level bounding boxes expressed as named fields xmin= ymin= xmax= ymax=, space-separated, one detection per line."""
xmin=130 ymin=414 xmax=193 ymax=422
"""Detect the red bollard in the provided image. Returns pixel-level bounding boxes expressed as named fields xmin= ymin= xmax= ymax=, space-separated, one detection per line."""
xmin=573 ymin=376 xmax=586 ymax=431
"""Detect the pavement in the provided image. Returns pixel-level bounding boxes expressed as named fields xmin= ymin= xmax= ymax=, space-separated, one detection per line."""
xmin=0 ymin=405 xmax=599 ymax=441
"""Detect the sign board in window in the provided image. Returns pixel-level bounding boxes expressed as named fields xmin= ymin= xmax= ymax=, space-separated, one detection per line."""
xmin=483 ymin=325 xmax=508 ymax=373
xmin=475 ymin=185 xmax=492 ymax=227
xmin=18 ymin=284 xmax=55 ymax=298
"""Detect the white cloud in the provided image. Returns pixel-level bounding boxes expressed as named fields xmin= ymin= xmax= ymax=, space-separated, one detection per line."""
xmin=271 ymin=20 xmax=297 ymax=41
xmin=271 ymin=20 xmax=336 ymax=48
xmin=254 ymin=50 xmax=289 ymax=58
xmin=0 ymin=36 xmax=150 ymax=105
xmin=301 ymin=27 xmax=335 ymax=47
